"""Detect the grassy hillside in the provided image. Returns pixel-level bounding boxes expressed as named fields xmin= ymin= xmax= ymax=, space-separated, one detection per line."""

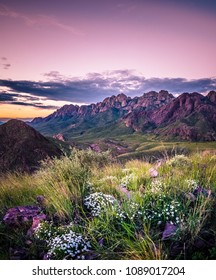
xmin=68 ymin=130 xmax=216 ymax=161
xmin=0 ymin=148 xmax=216 ymax=260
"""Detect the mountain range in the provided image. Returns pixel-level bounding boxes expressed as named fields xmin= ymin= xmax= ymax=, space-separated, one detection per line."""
xmin=31 ymin=90 xmax=216 ymax=141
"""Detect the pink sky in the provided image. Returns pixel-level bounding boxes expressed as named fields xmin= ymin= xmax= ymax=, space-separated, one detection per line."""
xmin=0 ymin=0 xmax=216 ymax=118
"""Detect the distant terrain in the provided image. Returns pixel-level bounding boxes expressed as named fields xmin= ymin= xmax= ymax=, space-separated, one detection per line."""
xmin=31 ymin=90 xmax=216 ymax=143
xmin=29 ymin=90 xmax=216 ymax=160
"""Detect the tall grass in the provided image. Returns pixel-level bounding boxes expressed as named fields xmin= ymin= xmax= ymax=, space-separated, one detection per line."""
xmin=0 ymin=149 xmax=216 ymax=259
xmin=0 ymin=149 xmax=110 ymax=219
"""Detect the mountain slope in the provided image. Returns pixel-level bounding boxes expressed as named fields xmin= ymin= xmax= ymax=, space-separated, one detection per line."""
xmin=154 ymin=92 xmax=216 ymax=140
xmin=0 ymin=119 xmax=63 ymax=173
xmin=122 ymin=91 xmax=216 ymax=140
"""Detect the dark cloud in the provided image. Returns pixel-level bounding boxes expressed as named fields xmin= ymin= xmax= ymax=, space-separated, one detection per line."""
xmin=0 ymin=91 xmax=55 ymax=109
xmin=0 ymin=92 xmax=19 ymax=102
xmin=0 ymin=71 xmax=216 ymax=106
xmin=0 ymin=78 xmax=113 ymax=103
xmin=1 ymin=57 xmax=7 ymax=61
xmin=134 ymin=77 xmax=216 ymax=94
xmin=10 ymin=101 xmax=58 ymax=109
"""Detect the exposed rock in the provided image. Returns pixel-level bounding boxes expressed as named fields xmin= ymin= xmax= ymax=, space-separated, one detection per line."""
xmin=194 ymin=237 xmax=207 ymax=250
xmin=156 ymin=159 xmax=164 ymax=168
xmin=53 ymin=133 xmax=65 ymax=141
xmin=89 ymin=144 xmax=102 ymax=153
xmin=117 ymin=184 xmax=131 ymax=198
xmin=162 ymin=222 xmax=177 ymax=240
xmin=3 ymin=205 xmax=46 ymax=228
xmin=31 ymin=90 xmax=174 ymax=134
xmin=192 ymin=186 xmax=214 ymax=198
xmin=27 ymin=215 xmax=46 ymax=237
xmin=149 ymin=168 xmax=159 ymax=178
xmin=185 ymin=187 xmax=214 ymax=203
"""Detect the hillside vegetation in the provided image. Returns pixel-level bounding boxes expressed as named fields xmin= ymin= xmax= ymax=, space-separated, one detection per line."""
xmin=0 ymin=149 xmax=216 ymax=260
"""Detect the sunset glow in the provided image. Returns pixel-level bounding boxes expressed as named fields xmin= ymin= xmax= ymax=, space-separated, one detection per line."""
xmin=0 ymin=0 xmax=216 ymax=118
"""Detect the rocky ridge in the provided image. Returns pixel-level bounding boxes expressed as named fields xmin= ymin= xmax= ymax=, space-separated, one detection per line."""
xmin=32 ymin=90 xmax=173 ymax=123
xmin=31 ymin=90 xmax=216 ymax=141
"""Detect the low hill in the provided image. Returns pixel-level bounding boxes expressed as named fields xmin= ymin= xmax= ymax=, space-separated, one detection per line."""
xmin=0 ymin=119 xmax=63 ymax=173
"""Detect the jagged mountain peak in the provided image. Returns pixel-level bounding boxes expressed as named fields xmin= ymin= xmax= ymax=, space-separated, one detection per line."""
xmin=32 ymin=90 xmax=173 ymax=123
xmin=207 ymin=90 xmax=216 ymax=103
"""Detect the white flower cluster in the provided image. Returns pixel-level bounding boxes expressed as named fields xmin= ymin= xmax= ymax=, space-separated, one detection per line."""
xmin=186 ymin=179 xmax=199 ymax=190
xmin=150 ymin=180 xmax=164 ymax=193
xmin=121 ymin=173 xmax=137 ymax=187
xmin=84 ymin=192 xmax=118 ymax=217
xmin=47 ymin=231 xmax=91 ymax=260
xmin=84 ymin=192 xmax=127 ymax=221
xmin=34 ymin=221 xmax=53 ymax=240
xmin=34 ymin=222 xmax=91 ymax=260
xmin=143 ymin=195 xmax=183 ymax=225
xmin=124 ymin=201 xmax=142 ymax=221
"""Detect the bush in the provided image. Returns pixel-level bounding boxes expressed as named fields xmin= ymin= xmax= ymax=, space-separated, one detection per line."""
xmin=167 ymin=155 xmax=191 ymax=167
xmin=35 ymin=222 xmax=91 ymax=260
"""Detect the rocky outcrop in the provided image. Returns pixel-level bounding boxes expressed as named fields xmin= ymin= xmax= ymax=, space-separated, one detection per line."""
xmin=3 ymin=205 xmax=46 ymax=228
xmin=123 ymin=91 xmax=216 ymax=140
xmin=162 ymin=223 xmax=177 ymax=240
xmin=207 ymin=90 xmax=216 ymax=104
xmin=53 ymin=133 xmax=65 ymax=141
xmin=150 ymin=92 xmax=206 ymax=125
